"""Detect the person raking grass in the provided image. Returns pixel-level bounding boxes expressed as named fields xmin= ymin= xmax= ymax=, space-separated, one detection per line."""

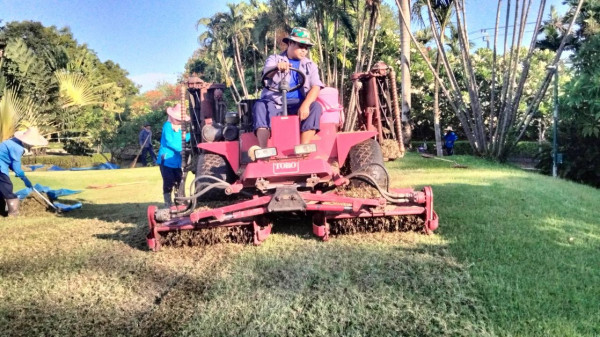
xmin=444 ymin=126 xmax=458 ymax=156
xmin=138 ymin=123 xmax=157 ymax=167
xmin=0 ymin=127 xmax=48 ymax=216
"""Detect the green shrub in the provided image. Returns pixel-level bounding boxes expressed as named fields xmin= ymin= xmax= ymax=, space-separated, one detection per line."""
xmin=410 ymin=140 xmax=473 ymax=155
xmin=410 ymin=140 xmax=546 ymax=158
xmin=510 ymin=141 xmax=549 ymax=158
xmin=60 ymin=131 xmax=95 ymax=156
xmin=22 ymin=153 xmax=111 ymax=168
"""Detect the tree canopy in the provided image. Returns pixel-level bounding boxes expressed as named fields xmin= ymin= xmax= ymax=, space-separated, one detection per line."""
xmin=0 ymin=20 xmax=138 ymax=148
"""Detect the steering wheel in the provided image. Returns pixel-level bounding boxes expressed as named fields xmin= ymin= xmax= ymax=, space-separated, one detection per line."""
xmin=261 ymin=67 xmax=306 ymax=93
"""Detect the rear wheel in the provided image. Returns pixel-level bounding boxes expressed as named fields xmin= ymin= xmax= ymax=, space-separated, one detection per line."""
xmin=195 ymin=152 xmax=237 ymax=200
xmin=347 ymin=138 xmax=388 ymax=189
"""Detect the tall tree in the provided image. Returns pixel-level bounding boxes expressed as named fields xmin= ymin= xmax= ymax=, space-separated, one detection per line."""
xmin=412 ymin=0 xmax=454 ymax=156
xmin=398 ymin=0 xmax=412 ymax=146
xmin=535 ymin=6 xmax=568 ymax=51
xmin=397 ymin=0 xmax=584 ymax=159
xmin=0 ymin=20 xmax=136 ymax=150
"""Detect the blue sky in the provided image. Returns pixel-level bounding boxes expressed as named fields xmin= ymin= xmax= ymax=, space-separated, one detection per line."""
xmin=2 ymin=0 xmax=569 ymax=92
xmin=1 ymin=0 xmax=229 ymax=91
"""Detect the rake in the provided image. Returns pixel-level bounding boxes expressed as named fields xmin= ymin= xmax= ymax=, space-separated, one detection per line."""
xmin=420 ymin=153 xmax=468 ymax=168
xmin=31 ymin=187 xmax=59 ymax=211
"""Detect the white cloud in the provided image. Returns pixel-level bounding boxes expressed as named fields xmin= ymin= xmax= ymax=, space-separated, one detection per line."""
xmin=129 ymin=73 xmax=178 ymax=92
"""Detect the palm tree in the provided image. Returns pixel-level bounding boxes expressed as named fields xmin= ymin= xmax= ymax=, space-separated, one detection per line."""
xmin=198 ymin=16 xmax=242 ymax=101
xmin=55 ymin=70 xmax=103 ymax=108
xmin=0 ymin=87 xmax=42 ymax=141
xmin=412 ymin=0 xmax=454 ymax=156
xmin=198 ymin=4 xmax=255 ymax=99
xmin=225 ymin=3 xmax=254 ymax=97
xmin=397 ymin=0 xmax=412 ymax=146
xmin=536 ymin=6 xmax=568 ymax=51
xmin=263 ymin=0 xmax=292 ymax=55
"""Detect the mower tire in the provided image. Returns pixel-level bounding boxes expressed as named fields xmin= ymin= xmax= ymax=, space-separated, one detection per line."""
xmin=348 ymin=138 xmax=388 ymax=189
xmin=195 ymin=152 xmax=237 ymax=200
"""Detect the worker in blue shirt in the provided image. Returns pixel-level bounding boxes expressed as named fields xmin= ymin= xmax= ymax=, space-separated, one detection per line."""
xmin=157 ymin=104 xmax=190 ymax=207
xmin=0 ymin=127 xmax=48 ymax=216
xmin=443 ymin=126 xmax=458 ymax=156
xmin=138 ymin=123 xmax=156 ymax=166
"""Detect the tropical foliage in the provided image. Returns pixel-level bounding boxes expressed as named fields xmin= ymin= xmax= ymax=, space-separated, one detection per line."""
xmin=1 ymin=1 xmax=598 ymax=184
xmin=188 ymin=0 xmax=586 ymax=161
xmin=0 ymin=21 xmax=138 ymax=150
xmin=537 ymin=1 xmax=600 ymax=187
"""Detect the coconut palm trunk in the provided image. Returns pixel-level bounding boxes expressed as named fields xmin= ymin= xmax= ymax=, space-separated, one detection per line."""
xmin=434 ymin=51 xmax=443 ymax=157
xmin=232 ymin=37 xmax=249 ymax=97
xmin=399 ymin=0 xmax=412 ymax=147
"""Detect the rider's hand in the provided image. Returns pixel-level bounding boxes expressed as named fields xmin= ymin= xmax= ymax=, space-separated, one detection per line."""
xmin=277 ymin=62 xmax=290 ymax=72
xmin=299 ymin=103 xmax=310 ymax=120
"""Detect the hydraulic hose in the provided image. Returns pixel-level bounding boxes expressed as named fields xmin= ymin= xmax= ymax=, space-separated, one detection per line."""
xmin=170 ymin=175 xmax=232 ymax=216
xmin=344 ymin=171 xmax=414 ymax=204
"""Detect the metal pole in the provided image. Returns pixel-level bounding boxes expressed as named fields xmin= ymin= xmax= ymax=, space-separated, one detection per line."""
xmin=552 ymin=68 xmax=559 ymax=178
xmin=178 ymin=81 xmax=187 ymax=199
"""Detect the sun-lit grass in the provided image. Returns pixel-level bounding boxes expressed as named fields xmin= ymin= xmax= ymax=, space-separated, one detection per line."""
xmin=0 ymin=154 xmax=598 ymax=336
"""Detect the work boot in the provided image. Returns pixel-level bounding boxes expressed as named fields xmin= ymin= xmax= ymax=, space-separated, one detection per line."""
xmin=0 ymin=199 xmax=6 ymax=217
xmin=6 ymin=199 xmax=19 ymax=217
xmin=163 ymin=193 xmax=172 ymax=208
xmin=256 ymin=128 xmax=271 ymax=148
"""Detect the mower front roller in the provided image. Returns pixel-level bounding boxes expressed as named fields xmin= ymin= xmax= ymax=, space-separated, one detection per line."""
xmin=146 ymin=186 xmax=438 ymax=251
xmin=311 ymin=186 xmax=438 ymax=241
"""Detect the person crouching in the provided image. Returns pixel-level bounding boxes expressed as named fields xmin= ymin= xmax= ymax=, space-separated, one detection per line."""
xmin=0 ymin=127 xmax=48 ymax=216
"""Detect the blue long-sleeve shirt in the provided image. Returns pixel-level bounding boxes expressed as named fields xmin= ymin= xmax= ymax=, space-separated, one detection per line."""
xmin=156 ymin=122 xmax=190 ymax=168
xmin=139 ymin=128 xmax=152 ymax=148
xmin=444 ymin=131 xmax=458 ymax=148
xmin=0 ymin=138 xmax=26 ymax=177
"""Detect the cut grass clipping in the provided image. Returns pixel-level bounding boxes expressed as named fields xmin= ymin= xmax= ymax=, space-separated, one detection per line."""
xmin=160 ymin=200 xmax=254 ymax=247
xmin=381 ymin=138 xmax=402 ymax=161
xmin=16 ymin=194 xmax=56 ymax=216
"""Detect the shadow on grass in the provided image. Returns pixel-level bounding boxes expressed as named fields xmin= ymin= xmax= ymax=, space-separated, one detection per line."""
xmin=0 ymin=242 xmax=235 ymax=337
xmin=63 ymin=202 xmax=322 ymax=251
xmin=433 ymin=176 xmax=600 ymax=336
xmin=60 ymin=201 xmax=155 ymax=251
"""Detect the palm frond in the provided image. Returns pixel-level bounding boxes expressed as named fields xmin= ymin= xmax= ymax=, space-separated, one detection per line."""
xmin=56 ymin=70 xmax=102 ymax=108
xmin=0 ymin=87 xmax=40 ymax=141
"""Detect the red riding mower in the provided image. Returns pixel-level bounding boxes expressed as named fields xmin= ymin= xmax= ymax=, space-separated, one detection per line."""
xmin=146 ymin=66 xmax=438 ymax=251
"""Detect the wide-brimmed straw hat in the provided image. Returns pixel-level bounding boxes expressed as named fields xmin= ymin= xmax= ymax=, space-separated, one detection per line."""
xmin=14 ymin=127 xmax=48 ymax=147
xmin=282 ymin=27 xmax=314 ymax=46
xmin=166 ymin=104 xmax=190 ymax=122
xmin=445 ymin=126 xmax=454 ymax=132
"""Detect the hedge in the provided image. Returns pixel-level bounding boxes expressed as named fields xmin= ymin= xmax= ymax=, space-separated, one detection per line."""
xmin=409 ymin=141 xmax=548 ymax=158
xmin=410 ymin=140 xmax=473 ymax=155
xmin=22 ymin=153 xmax=111 ymax=168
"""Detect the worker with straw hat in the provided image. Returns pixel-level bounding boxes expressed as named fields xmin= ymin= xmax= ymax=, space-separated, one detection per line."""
xmin=443 ymin=126 xmax=458 ymax=156
xmin=157 ymin=104 xmax=190 ymax=207
xmin=0 ymin=127 xmax=48 ymax=216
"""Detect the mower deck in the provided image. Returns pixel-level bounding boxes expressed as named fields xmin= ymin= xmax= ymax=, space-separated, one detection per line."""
xmin=146 ymin=186 xmax=438 ymax=251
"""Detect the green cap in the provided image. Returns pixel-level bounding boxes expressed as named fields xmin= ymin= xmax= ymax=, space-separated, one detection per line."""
xmin=282 ymin=27 xmax=314 ymax=46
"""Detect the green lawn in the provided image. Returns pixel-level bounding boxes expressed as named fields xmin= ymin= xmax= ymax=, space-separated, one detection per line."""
xmin=0 ymin=153 xmax=598 ymax=336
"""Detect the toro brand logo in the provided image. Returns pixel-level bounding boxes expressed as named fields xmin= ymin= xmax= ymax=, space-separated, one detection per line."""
xmin=273 ymin=161 xmax=299 ymax=175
